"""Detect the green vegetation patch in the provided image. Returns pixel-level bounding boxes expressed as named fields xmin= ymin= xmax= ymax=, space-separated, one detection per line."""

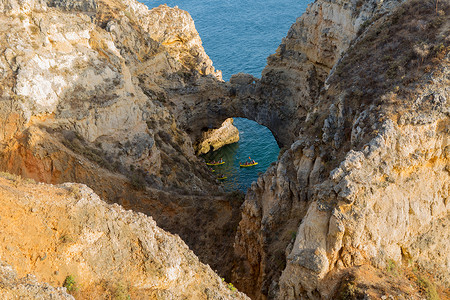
xmin=63 ymin=275 xmax=78 ymax=293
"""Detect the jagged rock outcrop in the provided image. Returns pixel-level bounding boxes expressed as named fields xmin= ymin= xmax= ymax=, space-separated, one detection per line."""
xmin=250 ymin=0 xmax=407 ymax=147
xmin=197 ymin=118 xmax=240 ymax=154
xmin=0 ymin=0 xmax=217 ymax=192
xmin=123 ymin=2 xmax=222 ymax=79
xmin=0 ymin=173 xmax=248 ymax=299
xmin=232 ymin=0 xmax=449 ymax=299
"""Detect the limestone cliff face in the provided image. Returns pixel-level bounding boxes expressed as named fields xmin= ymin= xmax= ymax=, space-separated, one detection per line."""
xmin=233 ymin=0 xmax=449 ymax=299
xmin=0 ymin=174 xmax=248 ymax=299
xmin=0 ymin=0 xmax=242 ymax=287
xmin=251 ymin=0 xmax=406 ymax=147
xmin=278 ymin=0 xmax=402 ymax=70
xmin=124 ymin=2 xmax=221 ymax=79
xmin=0 ymin=0 xmax=184 ymax=188
xmin=0 ymin=0 xmax=221 ymax=192
xmin=197 ymin=118 xmax=240 ymax=155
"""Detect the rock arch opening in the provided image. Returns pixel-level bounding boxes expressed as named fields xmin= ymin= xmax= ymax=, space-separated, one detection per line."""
xmin=201 ymin=117 xmax=280 ymax=192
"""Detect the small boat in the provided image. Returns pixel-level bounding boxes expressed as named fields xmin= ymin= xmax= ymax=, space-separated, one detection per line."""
xmin=240 ymin=162 xmax=258 ymax=167
xmin=206 ymin=161 xmax=225 ymax=166
xmin=217 ymin=175 xmax=227 ymax=180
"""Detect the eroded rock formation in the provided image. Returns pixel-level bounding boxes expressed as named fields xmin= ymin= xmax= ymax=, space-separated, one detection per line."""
xmin=0 ymin=0 xmax=218 ymax=193
xmin=0 ymin=173 xmax=248 ymax=299
xmin=196 ymin=118 xmax=240 ymax=155
xmin=232 ymin=0 xmax=449 ymax=299
xmin=0 ymin=0 xmax=244 ymax=285
xmin=170 ymin=0 xmax=409 ymax=149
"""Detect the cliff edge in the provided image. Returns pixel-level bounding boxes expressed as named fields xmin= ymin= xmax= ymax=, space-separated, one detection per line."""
xmin=0 ymin=172 xmax=248 ymax=299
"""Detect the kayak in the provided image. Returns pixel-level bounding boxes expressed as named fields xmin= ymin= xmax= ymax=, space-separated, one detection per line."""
xmin=206 ymin=161 xmax=225 ymax=166
xmin=240 ymin=162 xmax=258 ymax=167
xmin=217 ymin=176 xmax=227 ymax=180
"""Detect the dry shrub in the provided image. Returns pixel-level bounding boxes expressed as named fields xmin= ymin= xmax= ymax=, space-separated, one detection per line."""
xmin=331 ymin=0 xmax=449 ymax=110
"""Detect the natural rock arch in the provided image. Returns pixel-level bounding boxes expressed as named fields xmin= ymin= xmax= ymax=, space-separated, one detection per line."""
xmin=168 ymin=72 xmax=315 ymax=151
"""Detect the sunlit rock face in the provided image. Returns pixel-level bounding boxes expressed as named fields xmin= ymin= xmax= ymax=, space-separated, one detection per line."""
xmin=0 ymin=176 xmax=249 ymax=299
xmin=0 ymin=0 xmax=221 ymax=193
xmin=196 ymin=118 xmax=240 ymax=155
xmin=231 ymin=0 xmax=449 ymax=299
xmin=0 ymin=0 xmax=241 ymax=290
xmin=0 ymin=0 xmax=448 ymax=299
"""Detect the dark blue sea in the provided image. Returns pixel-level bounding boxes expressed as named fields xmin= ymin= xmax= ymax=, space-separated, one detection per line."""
xmin=141 ymin=0 xmax=311 ymax=191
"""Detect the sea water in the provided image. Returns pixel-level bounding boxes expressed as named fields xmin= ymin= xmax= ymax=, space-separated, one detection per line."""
xmin=202 ymin=118 xmax=279 ymax=191
xmin=143 ymin=0 xmax=311 ymax=80
xmin=141 ymin=0 xmax=312 ymax=191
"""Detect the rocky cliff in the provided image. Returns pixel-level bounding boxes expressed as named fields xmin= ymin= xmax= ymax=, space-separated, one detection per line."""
xmin=0 ymin=0 xmax=218 ymax=193
xmin=0 ymin=0 xmax=448 ymax=299
xmin=0 ymin=0 xmax=244 ymax=286
xmin=0 ymin=172 xmax=248 ymax=299
xmin=232 ymin=0 xmax=449 ymax=299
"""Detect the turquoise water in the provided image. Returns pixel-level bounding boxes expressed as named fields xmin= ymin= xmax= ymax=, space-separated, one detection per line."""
xmin=140 ymin=0 xmax=312 ymax=190
xmin=144 ymin=0 xmax=312 ymax=80
xmin=202 ymin=118 xmax=279 ymax=192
